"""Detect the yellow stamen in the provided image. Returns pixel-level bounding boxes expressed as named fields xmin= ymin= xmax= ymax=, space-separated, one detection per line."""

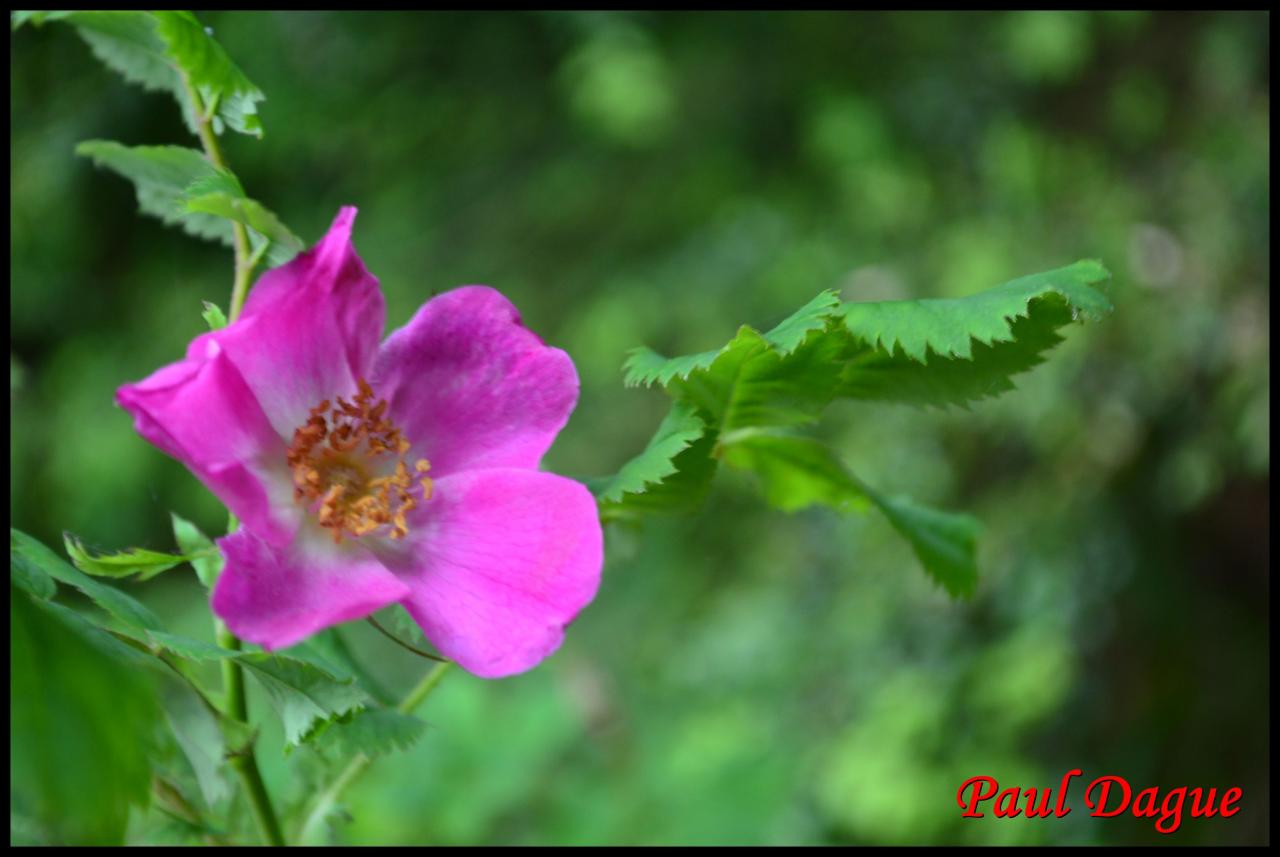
xmin=285 ymin=378 xmax=432 ymax=543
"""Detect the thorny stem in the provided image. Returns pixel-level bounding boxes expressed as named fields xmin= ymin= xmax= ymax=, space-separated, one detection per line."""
xmin=297 ymin=662 xmax=452 ymax=844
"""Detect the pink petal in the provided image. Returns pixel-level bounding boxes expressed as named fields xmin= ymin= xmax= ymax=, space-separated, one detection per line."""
xmin=370 ymin=286 xmax=578 ymax=478
xmin=116 ymin=342 xmax=299 ymax=546
xmin=189 ymin=206 xmax=385 ymax=437
xmin=376 ymin=468 xmax=603 ymax=678
xmin=212 ymin=526 xmax=411 ymax=651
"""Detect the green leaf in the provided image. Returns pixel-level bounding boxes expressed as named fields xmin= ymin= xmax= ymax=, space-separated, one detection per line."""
xmin=839 ymin=303 xmax=1074 ymax=408
xmin=183 ymin=169 xmax=245 ymax=198
xmin=23 ymin=11 xmax=266 ymax=138
xmin=152 ymin=10 xmax=266 ymax=138
xmin=312 ymin=708 xmax=428 ymax=759
xmin=200 ymin=300 xmax=228 ymax=331
xmin=76 ymin=140 xmax=232 ymax=246
xmin=184 ymin=191 xmax=303 ymax=266
xmin=864 ymin=489 xmax=981 ymax=598
xmin=64 ymin=532 xmax=202 ymax=581
xmin=612 ymin=262 xmax=1107 ymax=592
xmin=49 ymin=12 xmax=187 ymax=111
xmin=718 ymin=429 xmax=870 ymax=514
xmin=146 ymin=629 xmax=239 ymax=662
xmin=598 ymin=429 xmax=719 ymax=522
xmin=700 ymin=327 xmax=847 ymax=432
xmin=12 ymin=11 xmax=72 ymax=30
xmin=759 ymin=289 xmax=843 ymax=354
xmin=235 ymin=653 xmax=368 ymax=748
xmin=623 ymin=289 xmax=842 ymax=389
xmin=625 ymin=295 xmax=847 ymax=434
xmin=838 ymin=260 xmax=1111 ymax=408
xmin=32 ymin=598 xmax=163 ymax=671
xmin=840 ymin=260 xmax=1111 ymax=361
xmin=163 ymin=686 xmax=232 ymax=810
xmin=285 ymin=628 xmax=395 ymax=707
xmin=718 ymin=429 xmax=979 ymax=596
xmin=76 ymin=140 xmax=300 ymax=265
xmin=623 ymin=344 xmax=721 ymax=389
xmin=11 ymin=553 xmax=57 ymax=600
xmin=11 ymin=528 xmax=163 ymax=632
xmin=171 ymin=513 xmax=224 ymax=587
xmin=590 ymin=401 xmax=707 ymax=504
xmin=11 ymin=584 xmax=162 ymax=844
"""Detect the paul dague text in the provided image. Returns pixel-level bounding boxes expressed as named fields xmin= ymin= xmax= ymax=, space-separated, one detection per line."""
xmin=956 ymin=770 xmax=1242 ymax=834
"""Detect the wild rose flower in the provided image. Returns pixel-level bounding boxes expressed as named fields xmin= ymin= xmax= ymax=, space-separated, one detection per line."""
xmin=117 ymin=208 xmax=602 ymax=678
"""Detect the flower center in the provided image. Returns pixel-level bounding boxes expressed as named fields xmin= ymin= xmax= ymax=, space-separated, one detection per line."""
xmin=286 ymin=378 xmax=432 ymax=544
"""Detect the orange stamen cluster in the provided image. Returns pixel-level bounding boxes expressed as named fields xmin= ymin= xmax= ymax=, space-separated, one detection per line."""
xmin=286 ymin=378 xmax=432 ymax=544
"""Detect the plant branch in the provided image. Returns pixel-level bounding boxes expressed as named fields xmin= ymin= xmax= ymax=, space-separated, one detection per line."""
xmin=215 ymin=616 xmax=284 ymax=846
xmin=180 ymin=73 xmax=255 ymax=322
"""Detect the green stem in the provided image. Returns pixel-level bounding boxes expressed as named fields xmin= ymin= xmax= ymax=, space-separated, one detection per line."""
xmin=396 ymin=660 xmax=452 ymax=716
xmin=215 ymin=622 xmax=246 ymax=720
xmin=181 ymin=75 xmax=282 ymax=846
xmin=180 ymin=73 xmax=256 ymax=322
xmin=215 ymin=618 xmax=284 ymax=846
xmin=167 ymin=48 xmax=297 ymax=851
xmin=229 ymin=748 xmax=286 ymax=847
xmin=297 ymin=662 xmax=452 ymax=844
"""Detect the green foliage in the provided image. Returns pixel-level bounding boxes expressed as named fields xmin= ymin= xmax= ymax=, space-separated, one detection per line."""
xmin=864 ymin=491 xmax=982 ymax=598
xmin=75 ymin=140 xmax=299 ymax=266
xmin=15 ymin=11 xmax=189 ymax=123
xmin=718 ymin=429 xmax=980 ymax=595
xmin=163 ymin=685 xmax=233 ymax=810
xmin=11 ymin=581 xmax=162 ymax=844
xmin=589 ymin=401 xmax=707 ymax=509
xmin=285 ymin=629 xmax=396 ymax=707
xmin=11 ymin=527 xmax=163 ymax=632
xmin=14 ymin=10 xmax=265 ymax=138
xmin=11 ymin=551 xmax=56 ymax=600
xmin=171 ymin=513 xmax=225 ymax=587
xmin=315 ymin=709 xmax=429 ymax=759
xmin=146 ymin=630 xmax=239 ymax=662
xmin=624 ymin=290 xmax=842 ymax=389
xmin=8 ymin=531 xmax=252 ymax=843
xmin=604 ymin=262 xmax=1108 ymax=594
xmin=185 ymin=190 xmax=303 ymax=267
xmin=64 ymin=532 xmax=207 ymax=582
xmin=718 ymin=429 xmax=871 ymax=515
xmin=200 ymin=301 xmax=229 ymax=331
xmin=235 ymin=653 xmax=369 ymax=748
xmin=839 ymin=260 xmax=1112 ymax=407
xmin=151 ymin=11 xmax=265 ymax=137
xmin=75 ymin=140 xmax=233 ymax=244
xmin=839 ymin=260 xmax=1111 ymax=362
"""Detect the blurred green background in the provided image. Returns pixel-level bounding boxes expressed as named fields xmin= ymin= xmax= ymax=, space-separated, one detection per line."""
xmin=10 ymin=10 xmax=1269 ymax=845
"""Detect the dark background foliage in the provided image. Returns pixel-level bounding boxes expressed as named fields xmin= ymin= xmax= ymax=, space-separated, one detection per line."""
xmin=10 ymin=11 xmax=1269 ymax=845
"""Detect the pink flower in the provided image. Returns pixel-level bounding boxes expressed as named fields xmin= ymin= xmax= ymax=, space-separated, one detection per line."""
xmin=117 ymin=208 xmax=603 ymax=678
